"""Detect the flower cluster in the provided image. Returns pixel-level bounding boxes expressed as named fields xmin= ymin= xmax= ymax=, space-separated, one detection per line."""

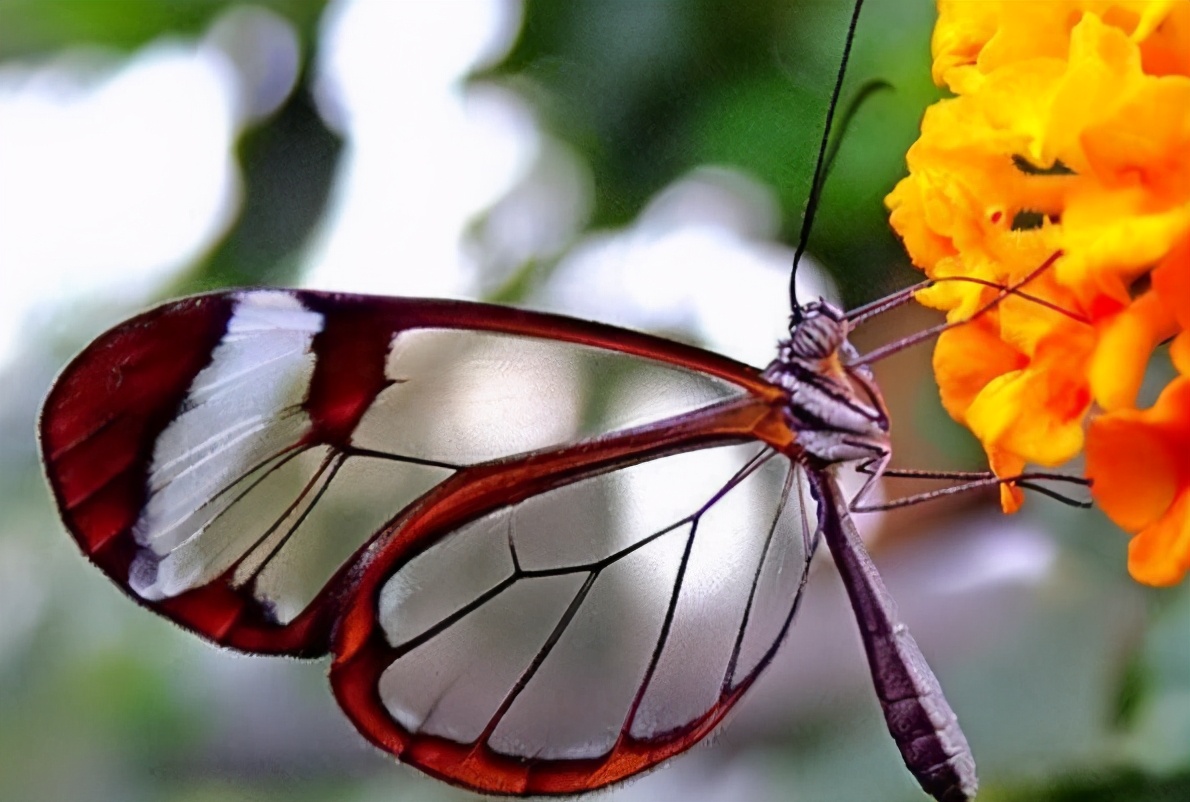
xmin=886 ymin=0 xmax=1190 ymax=585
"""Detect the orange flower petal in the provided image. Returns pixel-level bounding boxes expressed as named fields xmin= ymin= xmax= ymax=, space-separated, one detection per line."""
xmin=1087 ymin=408 xmax=1179 ymax=531
xmin=966 ymin=331 xmax=1093 ymax=466
xmin=1134 ymin=0 xmax=1190 ymax=75
xmin=1081 ymin=78 xmax=1190 ymax=196
xmin=1129 ymin=0 xmax=1180 ymax=44
xmin=967 ymin=371 xmax=1087 ymax=467
xmin=1128 ymin=488 xmax=1190 ymax=586
xmin=1059 ymin=195 xmax=1190 ymax=296
xmin=1171 ymin=331 xmax=1190 ymax=377
xmin=932 ymin=0 xmax=999 ymax=88
xmin=994 ymin=285 xmax=1086 ymax=358
xmin=1043 ymin=13 xmax=1146 ymax=169
xmin=988 ymin=445 xmax=1027 ymax=513
xmin=932 ymin=319 xmax=1026 ymax=422
xmin=886 ymin=175 xmax=956 ymax=273
xmin=1089 ymin=290 xmax=1179 ymax=410
xmin=1087 ymin=379 xmax=1190 ymax=580
xmin=1152 ymin=234 xmax=1190 ymax=331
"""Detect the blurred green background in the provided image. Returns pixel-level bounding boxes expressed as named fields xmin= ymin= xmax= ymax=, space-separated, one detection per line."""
xmin=0 ymin=1 xmax=1186 ymax=801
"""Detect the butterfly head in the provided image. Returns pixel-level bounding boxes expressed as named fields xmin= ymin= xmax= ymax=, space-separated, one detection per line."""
xmin=785 ymin=300 xmax=849 ymax=361
xmin=767 ymin=299 xmax=891 ymax=465
xmin=769 ymin=298 xmax=860 ymax=383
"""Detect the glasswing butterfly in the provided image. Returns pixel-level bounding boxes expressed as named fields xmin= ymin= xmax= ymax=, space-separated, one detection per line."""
xmin=37 ymin=2 xmax=1031 ymax=800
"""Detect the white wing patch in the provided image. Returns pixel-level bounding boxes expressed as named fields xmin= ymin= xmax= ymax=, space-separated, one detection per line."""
xmin=131 ymin=291 xmax=324 ymax=600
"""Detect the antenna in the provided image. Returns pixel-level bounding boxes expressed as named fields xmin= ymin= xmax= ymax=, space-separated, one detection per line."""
xmin=789 ymin=0 xmax=865 ymax=320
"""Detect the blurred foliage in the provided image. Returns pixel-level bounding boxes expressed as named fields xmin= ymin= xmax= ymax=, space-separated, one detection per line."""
xmin=1 ymin=0 xmax=341 ymax=293
xmin=0 ymin=0 xmax=939 ymax=302
xmin=0 ymin=0 xmax=327 ymax=58
xmin=490 ymin=0 xmax=941 ymax=304
xmin=191 ymin=88 xmax=343 ymax=291
xmin=1000 ymin=770 xmax=1190 ymax=802
xmin=1 ymin=2 xmax=1187 ymax=802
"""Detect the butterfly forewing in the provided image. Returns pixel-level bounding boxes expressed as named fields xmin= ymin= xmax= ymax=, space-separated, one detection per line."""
xmin=40 ymin=290 xmax=781 ymax=657
xmin=330 ymin=444 xmax=819 ymax=794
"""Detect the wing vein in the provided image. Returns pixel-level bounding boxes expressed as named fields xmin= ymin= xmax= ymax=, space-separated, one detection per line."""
xmin=138 ymin=442 xmax=307 ymax=550
xmin=187 ymin=341 xmax=309 ymax=399
xmin=473 ymin=570 xmax=601 ymax=751
xmin=343 ymin=445 xmax=462 ymax=471
xmin=623 ymin=445 xmax=773 ymax=737
xmin=723 ymin=451 xmax=792 ymax=689
xmin=743 ymin=464 xmax=819 ymax=684
xmin=235 ymin=449 xmax=348 ymax=590
xmin=623 ymin=519 xmax=698 ymax=737
xmin=151 ymin=409 xmax=289 ymax=485
xmin=390 ymin=574 xmax=519 ymax=658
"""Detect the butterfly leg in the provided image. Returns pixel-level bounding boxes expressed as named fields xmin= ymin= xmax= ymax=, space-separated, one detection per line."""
xmin=849 ymin=463 xmax=1092 ymax=513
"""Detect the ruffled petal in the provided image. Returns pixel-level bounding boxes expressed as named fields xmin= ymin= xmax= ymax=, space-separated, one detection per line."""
xmin=1152 ymin=234 xmax=1190 ymax=330
xmin=1128 ymin=489 xmax=1190 ymax=585
xmin=1089 ymin=290 xmax=1179 ymax=410
xmin=1088 ymin=378 xmax=1190 ymax=585
xmin=967 ymin=327 xmax=1094 ymax=465
xmin=1087 ymin=408 xmax=1179 ymax=531
xmin=987 ymin=445 xmax=1027 ymax=513
xmin=932 ymin=317 xmax=1027 ymax=422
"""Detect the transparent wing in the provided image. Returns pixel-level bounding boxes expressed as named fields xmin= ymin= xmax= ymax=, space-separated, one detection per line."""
xmin=40 ymin=289 xmax=778 ymax=655
xmin=330 ymin=443 xmax=820 ymax=795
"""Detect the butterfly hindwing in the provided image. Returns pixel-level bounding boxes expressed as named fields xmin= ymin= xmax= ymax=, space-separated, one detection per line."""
xmin=331 ymin=441 xmax=819 ymax=794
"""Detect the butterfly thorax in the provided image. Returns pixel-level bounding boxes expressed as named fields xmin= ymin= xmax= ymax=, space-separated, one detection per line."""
xmin=763 ymin=300 xmax=891 ymax=465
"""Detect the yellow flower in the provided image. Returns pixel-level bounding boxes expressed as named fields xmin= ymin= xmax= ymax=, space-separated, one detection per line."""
xmin=887 ymin=1 xmax=1190 ymax=584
